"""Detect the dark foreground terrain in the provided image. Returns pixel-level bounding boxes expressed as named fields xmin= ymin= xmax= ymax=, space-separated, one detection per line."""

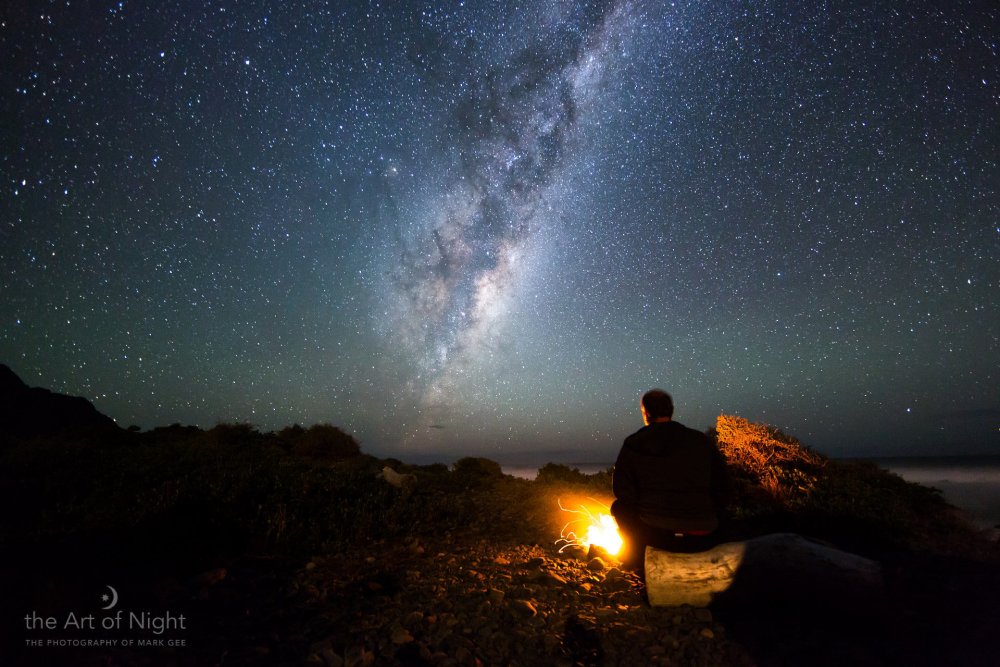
xmin=2 ymin=420 xmax=998 ymax=666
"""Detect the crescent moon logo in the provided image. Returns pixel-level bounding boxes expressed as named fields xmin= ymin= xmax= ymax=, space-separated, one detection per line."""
xmin=101 ymin=585 xmax=119 ymax=610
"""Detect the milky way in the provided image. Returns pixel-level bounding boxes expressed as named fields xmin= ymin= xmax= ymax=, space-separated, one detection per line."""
xmin=376 ymin=2 xmax=632 ymax=442
xmin=2 ymin=1 xmax=997 ymax=459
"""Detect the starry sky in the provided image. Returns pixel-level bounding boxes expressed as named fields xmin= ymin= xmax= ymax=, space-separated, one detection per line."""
xmin=2 ymin=0 xmax=998 ymax=460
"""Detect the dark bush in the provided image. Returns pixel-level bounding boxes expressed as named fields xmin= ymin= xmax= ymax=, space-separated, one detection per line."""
xmin=284 ymin=423 xmax=361 ymax=462
xmin=452 ymin=457 xmax=504 ymax=479
xmin=538 ymin=463 xmax=587 ymax=484
xmin=418 ymin=462 xmax=450 ymax=475
xmin=204 ymin=422 xmax=262 ymax=447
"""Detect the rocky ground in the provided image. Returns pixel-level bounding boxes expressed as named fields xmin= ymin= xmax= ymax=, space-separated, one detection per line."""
xmin=294 ymin=538 xmax=752 ymax=667
xmin=8 ymin=534 xmax=757 ymax=667
xmin=4 ymin=451 xmax=999 ymax=667
xmin=21 ymin=529 xmax=994 ymax=667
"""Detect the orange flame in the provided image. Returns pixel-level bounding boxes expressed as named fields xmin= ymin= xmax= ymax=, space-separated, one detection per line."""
xmin=558 ymin=498 xmax=623 ymax=557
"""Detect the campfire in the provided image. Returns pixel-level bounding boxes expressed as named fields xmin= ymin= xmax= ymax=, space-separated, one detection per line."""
xmin=557 ymin=498 xmax=623 ymax=557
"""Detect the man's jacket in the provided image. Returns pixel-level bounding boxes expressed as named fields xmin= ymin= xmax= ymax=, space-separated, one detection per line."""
xmin=613 ymin=420 xmax=723 ymax=533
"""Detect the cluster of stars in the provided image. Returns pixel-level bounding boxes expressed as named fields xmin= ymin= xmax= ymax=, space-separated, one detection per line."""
xmin=1 ymin=1 xmax=996 ymax=459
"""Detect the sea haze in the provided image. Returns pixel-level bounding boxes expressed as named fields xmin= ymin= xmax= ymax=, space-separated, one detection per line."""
xmin=876 ymin=457 xmax=1000 ymax=532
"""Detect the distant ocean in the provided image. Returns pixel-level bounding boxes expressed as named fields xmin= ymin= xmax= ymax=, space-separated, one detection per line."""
xmin=874 ymin=457 xmax=1000 ymax=532
xmin=501 ymin=457 xmax=1000 ymax=533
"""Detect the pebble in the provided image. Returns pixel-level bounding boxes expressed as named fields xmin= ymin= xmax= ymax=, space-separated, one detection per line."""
xmin=194 ymin=567 xmax=227 ymax=587
xmin=509 ymin=599 xmax=538 ymax=617
xmin=536 ymin=570 xmax=568 ymax=585
xmin=343 ymin=645 xmax=373 ymax=667
xmin=390 ymin=625 xmax=413 ymax=644
xmin=560 ymin=545 xmax=588 ymax=560
xmin=587 ymin=557 xmax=607 ymax=571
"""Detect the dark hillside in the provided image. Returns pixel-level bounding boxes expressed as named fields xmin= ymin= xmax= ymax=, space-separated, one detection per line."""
xmin=0 ymin=365 xmax=119 ymax=441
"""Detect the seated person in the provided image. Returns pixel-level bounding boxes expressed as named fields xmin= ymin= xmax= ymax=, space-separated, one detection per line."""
xmin=611 ymin=389 xmax=726 ymax=567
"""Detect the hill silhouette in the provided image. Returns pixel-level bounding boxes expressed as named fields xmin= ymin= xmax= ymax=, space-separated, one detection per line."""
xmin=0 ymin=364 xmax=119 ymax=440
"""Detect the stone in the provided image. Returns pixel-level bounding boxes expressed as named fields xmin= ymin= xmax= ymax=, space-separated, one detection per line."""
xmin=194 ymin=568 xmax=227 ymax=587
xmin=380 ymin=466 xmax=416 ymax=489
xmin=508 ymin=586 xmax=535 ymax=599
xmin=308 ymin=639 xmax=344 ymax=667
xmin=323 ymin=650 xmax=345 ymax=667
xmin=391 ymin=626 xmax=414 ymax=644
xmin=694 ymin=608 xmax=713 ymax=623
xmin=535 ymin=570 xmax=568 ymax=585
xmin=587 ymin=544 xmax=612 ymax=561
xmin=509 ymin=599 xmax=538 ymax=617
xmin=344 ymin=645 xmax=374 ymax=667
xmin=587 ymin=557 xmax=607 ymax=571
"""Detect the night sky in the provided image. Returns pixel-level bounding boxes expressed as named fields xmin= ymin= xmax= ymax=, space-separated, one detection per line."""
xmin=2 ymin=1 xmax=998 ymax=460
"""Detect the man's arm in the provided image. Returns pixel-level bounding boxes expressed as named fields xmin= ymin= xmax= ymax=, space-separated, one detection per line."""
xmin=612 ymin=445 xmax=638 ymax=502
xmin=708 ymin=438 xmax=731 ymax=511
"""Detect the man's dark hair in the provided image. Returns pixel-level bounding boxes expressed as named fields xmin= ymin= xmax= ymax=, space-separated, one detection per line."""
xmin=642 ymin=389 xmax=674 ymax=420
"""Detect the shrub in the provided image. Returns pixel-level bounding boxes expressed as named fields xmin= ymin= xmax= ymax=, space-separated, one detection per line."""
xmin=284 ymin=423 xmax=361 ymax=462
xmin=715 ymin=414 xmax=826 ymax=511
xmin=452 ymin=457 xmax=504 ymax=479
xmin=536 ymin=463 xmax=613 ymax=490
xmin=203 ymin=422 xmax=262 ymax=447
xmin=536 ymin=463 xmax=589 ymax=484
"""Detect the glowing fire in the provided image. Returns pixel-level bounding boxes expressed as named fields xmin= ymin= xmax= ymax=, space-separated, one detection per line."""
xmin=558 ymin=498 xmax=623 ymax=557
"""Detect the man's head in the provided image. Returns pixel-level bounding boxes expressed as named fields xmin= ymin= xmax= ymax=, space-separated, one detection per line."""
xmin=641 ymin=389 xmax=674 ymax=425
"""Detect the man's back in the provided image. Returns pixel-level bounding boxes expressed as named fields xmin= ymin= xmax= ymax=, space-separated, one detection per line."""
xmin=613 ymin=420 xmax=718 ymax=533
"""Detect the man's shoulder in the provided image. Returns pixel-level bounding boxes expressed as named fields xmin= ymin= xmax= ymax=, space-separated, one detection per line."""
xmin=624 ymin=424 xmax=651 ymax=439
xmin=621 ymin=421 xmax=710 ymax=451
xmin=622 ymin=424 xmax=654 ymax=447
xmin=670 ymin=420 xmax=709 ymax=441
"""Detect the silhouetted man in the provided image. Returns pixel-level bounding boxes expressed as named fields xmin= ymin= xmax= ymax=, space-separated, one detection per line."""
xmin=612 ymin=389 xmax=724 ymax=567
